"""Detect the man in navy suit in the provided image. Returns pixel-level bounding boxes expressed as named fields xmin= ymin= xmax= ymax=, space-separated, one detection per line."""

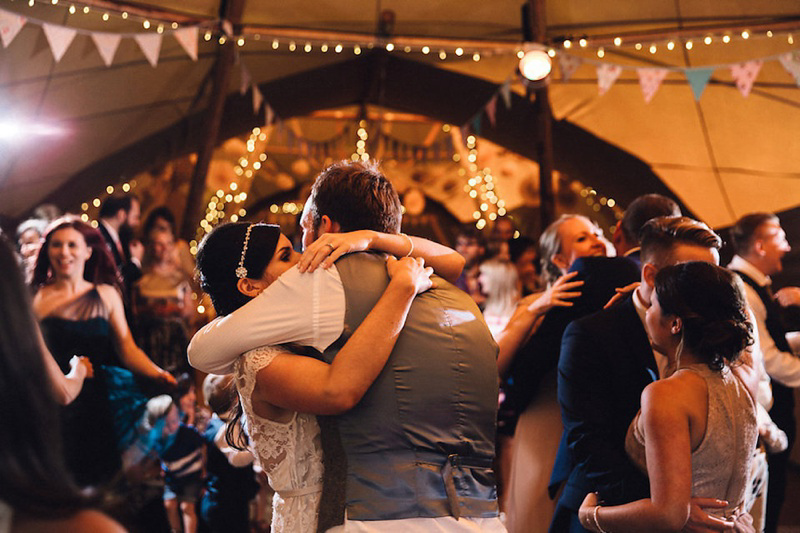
xmin=550 ymin=216 xmax=733 ymax=532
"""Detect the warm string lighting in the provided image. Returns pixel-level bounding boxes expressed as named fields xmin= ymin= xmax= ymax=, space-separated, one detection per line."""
xmin=457 ymin=133 xmax=505 ymax=231
xmin=79 ymin=181 xmax=136 ymax=228
xmin=351 ymin=120 xmax=370 ymax=162
xmin=23 ymin=0 xmax=193 ymax=32
xmin=578 ymin=185 xmax=623 ymax=234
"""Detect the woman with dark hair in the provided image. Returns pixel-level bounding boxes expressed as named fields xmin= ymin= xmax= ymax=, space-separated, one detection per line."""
xmin=195 ymin=221 xmax=442 ymax=532
xmin=579 ymin=262 xmax=758 ymax=532
xmin=0 ymin=235 xmax=123 ymax=532
xmin=32 ymin=217 xmax=176 ymax=488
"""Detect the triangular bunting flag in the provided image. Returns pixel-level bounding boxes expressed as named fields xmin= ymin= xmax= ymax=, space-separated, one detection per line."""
xmin=559 ymin=54 xmax=583 ymax=81
xmin=0 ymin=11 xmax=26 ymax=48
xmin=221 ymin=20 xmax=233 ymax=37
xmin=134 ymin=33 xmax=163 ymax=67
xmin=265 ymin=104 xmax=275 ymax=126
xmin=252 ymin=85 xmax=263 ymax=114
xmin=637 ymin=68 xmax=668 ymax=103
xmin=42 ymin=23 xmax=77 ymax=62
xmin=500 ymin=79 xmax=512 ymax=109
xmin=596 ymin=64 xmax=622 ymax=95
xmin=685 ymin=68 xmax=714 ymax=100
xmin=471 ymin=114 xmax=482 ymax=136
xmin=459 ymin=124 xmax=470 ymax=144
xmin=485 ymin=95 xmax=498 ymax=127
xmin=240 ymin=64 xmax=251 ymax=95
xmin=730 ymin=60 xmax=762 ymax=97
xmin=779 ymin=52 xmax=800 ymax=87
xmin=91 ymin=32 xmax=121 ymax=67
xmin=174 ymin=26 xmax=198 ymax=61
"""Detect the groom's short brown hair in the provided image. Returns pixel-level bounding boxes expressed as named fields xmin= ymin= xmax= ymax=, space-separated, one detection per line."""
xmin=308 ymin=160 xmax=402 ymax=234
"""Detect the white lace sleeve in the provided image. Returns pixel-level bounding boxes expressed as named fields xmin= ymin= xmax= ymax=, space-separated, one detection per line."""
xmin=235 ymin=345 xmax=282 ymax=401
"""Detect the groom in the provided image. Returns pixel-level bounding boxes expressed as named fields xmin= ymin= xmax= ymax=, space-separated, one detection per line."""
xmin=189 ymin=161 xmax=503 ymax=531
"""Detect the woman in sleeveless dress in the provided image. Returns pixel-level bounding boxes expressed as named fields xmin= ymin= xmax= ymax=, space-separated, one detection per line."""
xmin=0 ymin=235 xmax=123 ymax=532
xmin=195 ymin=222 xmax=462 ymax=533
xmin=31 ymin=218 xmax=176 ymax=488
xmin=579 ymin=261 xmax=758 ymax=532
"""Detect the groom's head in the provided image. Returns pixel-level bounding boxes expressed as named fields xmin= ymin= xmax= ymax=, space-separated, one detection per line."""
xmin=300 ymin=160 xmax=402 ymax=248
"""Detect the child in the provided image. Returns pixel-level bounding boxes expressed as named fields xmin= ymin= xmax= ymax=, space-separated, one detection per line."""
xmin=145 ymin=394 xmax=205 ymax=533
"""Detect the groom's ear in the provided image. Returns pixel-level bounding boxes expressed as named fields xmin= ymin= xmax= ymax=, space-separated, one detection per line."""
xmin=317 ymin=215 xmax=341 ymax=236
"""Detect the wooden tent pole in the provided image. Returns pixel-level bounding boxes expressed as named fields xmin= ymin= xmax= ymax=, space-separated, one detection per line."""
xmin=180 ymin=0 xmax=246 ymax=241
xmin=529 ymin=0 xmax=556 ymax=231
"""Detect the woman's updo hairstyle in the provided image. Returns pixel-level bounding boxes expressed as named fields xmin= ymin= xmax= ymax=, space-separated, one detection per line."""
xmin=654 ymin=261 xmax=752 ymax=370
xmin=195 ymin=222 xmax=280 ymax=316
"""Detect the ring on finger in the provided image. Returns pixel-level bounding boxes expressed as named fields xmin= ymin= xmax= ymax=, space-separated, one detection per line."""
xmin=325 ymin=243 xmax=335 ymax=250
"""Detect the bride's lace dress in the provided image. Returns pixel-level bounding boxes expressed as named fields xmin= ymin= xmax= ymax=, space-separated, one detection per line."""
xmin=235 ymin=346 xmax=324 ymax=533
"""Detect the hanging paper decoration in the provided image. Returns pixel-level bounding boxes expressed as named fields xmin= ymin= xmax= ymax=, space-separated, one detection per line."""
xmin=685 ymin=68 xmax=714 ymax=100
xmin=471 ymin=114 xmax=483 ymax=136
xmin=42 ymin=23 xmax=77 ymax=62
xmin=239 ymin=64 xmax=252 ymax=95
xmin=485 ymin=94 xmax=498 ymax=127
xmin=91 ymin=32 xmax=122 ymax=67
xmin=637 ymin=68 xmax=668 ymax=103
xmin=596 ymin=64 xmax=622 ymax=95
xmin=174 ymin=26 xmax=199 ymax=61
xmin=0 ymin=10 xmax=25 ymax=48
xmin=252 ymin=85 xmax=263 ymax=114
xmin=499 ymin=79 xmax=512 ymax=109
xmin=265 ymin=104 xmax=275 ymax=126
xmin=778 ymin=52 xmax=800 ymax=87
xmin=134 ymin=33 xmax=163 ymax=67
xmin=730 ymin=60 xmax=763 ymax=97
xmin=559 ymin=54 xmax=583 ymax=81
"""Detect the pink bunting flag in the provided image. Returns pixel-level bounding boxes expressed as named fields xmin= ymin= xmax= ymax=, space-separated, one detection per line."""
xmin=174 ymin=26 xmax=198 ymax=61
xmin=265 ymin=104 xmax=275 ymax=126
xmin=596 ymin=64 xmax=622 ymax=95
xmin=637 ymin=68 xmax=668 ymax=103
xmin=0 ymin=10 xmax=26 ymax=48
xmin=485 ymin=94 xmax=498 ymax=127
xmin=730 ymin=60 xmax=762 ymax=97
xmin=252 ymin=85 xmax=263 ymax=114
xmin=779 ymin=52 xmax=800 ymax=87
xmin=558 ymin=54 xmax=583 ymax=81
xmin=134 ymin=33 xmax=163 ymax=67
xmin=42 ymin=23 xmax=77 ymax=62
xmin=91 ymin=32 xmax=121 ymax=66
xmin=240 ymin=64 xmax=252 ymax=95
xmin=499 ymin=79 xmax=512 ymax=109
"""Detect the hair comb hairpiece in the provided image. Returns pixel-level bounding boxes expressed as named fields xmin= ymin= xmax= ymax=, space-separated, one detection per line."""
xmin=235 ymin=224 xmax=255 ymax=279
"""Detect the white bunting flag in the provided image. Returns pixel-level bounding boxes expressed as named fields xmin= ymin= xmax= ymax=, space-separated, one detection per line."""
xmin=240 ymin=64 xmax=252 ymax=95
xmin=597 ymin=64 xmax=622 ymax=95
xmin=0 ymin=10 xmax=26 ymax=48
xmin=174 ymin=26 xmax=198 ymax=61
xmin=252 ymin=85 xmax=263 ymax=114
xmin=637 ymin=68 xmax=668 ymax=103
xmin=134 ymin=33 xmax=163 ymax=67
xmin=91 ymin=32 xmax=121 ymax=67
xmin=730 ymin=60 xmax=762 ymax=97
xmin=558 ymin=54 xmax=583 ymax=81
xmin=42 ymin=23 xmax=77 ymax=62
xmin=779 ymin=52 xmax=800 ymax=87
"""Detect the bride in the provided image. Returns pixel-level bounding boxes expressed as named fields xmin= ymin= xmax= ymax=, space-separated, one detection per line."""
xmin=195 ymin=221 xmax=461 ymax=532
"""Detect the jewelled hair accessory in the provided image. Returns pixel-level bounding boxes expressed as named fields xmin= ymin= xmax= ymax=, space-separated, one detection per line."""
xmin=235 ymin=223 xmax=255 ymax=279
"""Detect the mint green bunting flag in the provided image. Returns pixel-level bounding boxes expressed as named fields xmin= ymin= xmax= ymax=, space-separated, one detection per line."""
xmin=685 ymin=68 xmax=714 ymax=101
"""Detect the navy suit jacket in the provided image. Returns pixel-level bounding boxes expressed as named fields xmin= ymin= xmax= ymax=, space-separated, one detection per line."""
xmin=553 ymin=295 xmax=657 ymax=512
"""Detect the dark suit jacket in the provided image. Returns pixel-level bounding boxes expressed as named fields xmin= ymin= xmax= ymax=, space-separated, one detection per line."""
xmin=554 ymin=295 xmax=657 ymax=513
xmin=504 ymin=256 xmax=640 ymax=412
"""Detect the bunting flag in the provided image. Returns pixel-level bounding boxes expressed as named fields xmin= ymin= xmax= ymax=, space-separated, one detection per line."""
xmin=265 ymin=104 xmax=275 ymax=126
xmin=91 ymin=32 xmax=121 ymax=67
xmin=637 ymin=68 xmax=668 ymax=103
xmin=471 ymin=114 xmax=483 ymax=136
xmin=685 ymin=67 xmax=714 ymax=101
xmin=485 ymin=94 xmax=498 ymax=127
xmin=134 ymin=33 xmax=163 ymax=67
xmin=499 ymin=79 xmax=512 ymax=109
xmin=779 ymin=52 xmax=800 ymax=87
xmin=173 ymin=26 xmax=198 ymax=61
xmin=730 ymin=60 xmax=763 ymax=97
xmin=596 ymin=64 xmax=622 ymax=95
xmin=42 ymin=23 xmax=76 ymax=62
xmin=252 ymin=85 xmax=263 ymax=114
xmin=239 ymin=64 xmax=252 ymax=95
xmin=559 ymin=54 xmax=583 ymax=81
xmin=0 ymin=10 xmax=25 ymax=48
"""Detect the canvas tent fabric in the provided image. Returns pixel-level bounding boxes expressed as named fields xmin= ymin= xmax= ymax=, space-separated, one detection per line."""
xmin=0 ymin=0 xmax=798 ymax=228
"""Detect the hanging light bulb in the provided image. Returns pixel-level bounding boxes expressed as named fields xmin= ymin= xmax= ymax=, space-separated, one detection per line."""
xmin=519 ymin=49 xmax=552 ymax=81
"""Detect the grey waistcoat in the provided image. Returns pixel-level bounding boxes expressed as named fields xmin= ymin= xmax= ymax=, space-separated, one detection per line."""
xmin=322 ymin=252 xmax=500 ymax=521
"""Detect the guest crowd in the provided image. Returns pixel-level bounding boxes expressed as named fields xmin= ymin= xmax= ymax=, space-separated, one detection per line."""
xmin=2 ymin=159 xmax=798 ymax=533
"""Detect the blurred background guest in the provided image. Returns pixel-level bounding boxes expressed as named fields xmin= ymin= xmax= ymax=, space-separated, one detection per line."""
xmin=15 ymin=218 xmax=47 ymax=284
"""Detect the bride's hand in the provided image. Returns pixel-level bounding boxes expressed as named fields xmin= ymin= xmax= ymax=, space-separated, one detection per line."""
xmin=578 ymin=492 xmax=600 ymax=532
xmin=298 ymin=231 xmax=375 ymax=273
xmin=386 ymin=256 xmax=434 ymax=295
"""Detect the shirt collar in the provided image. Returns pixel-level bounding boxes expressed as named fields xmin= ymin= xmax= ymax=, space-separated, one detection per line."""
xmin=623 ymin=246 xmax=641 ymax=258
xmin=728 ymin=254 xmax=770 ymax=287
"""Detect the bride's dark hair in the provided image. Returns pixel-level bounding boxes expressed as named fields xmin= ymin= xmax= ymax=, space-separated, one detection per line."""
xmin=195 ymin=222 xmax=281 ymax=316
xmin=654 ymin=261 xmax=752 ymax=371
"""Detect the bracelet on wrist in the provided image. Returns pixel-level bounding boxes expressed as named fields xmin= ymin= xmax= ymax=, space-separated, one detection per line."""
xmin=399 ymin=232 xmax=414 ymax=257
xmin=594 ymin=504 xmax=610 ymax=533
